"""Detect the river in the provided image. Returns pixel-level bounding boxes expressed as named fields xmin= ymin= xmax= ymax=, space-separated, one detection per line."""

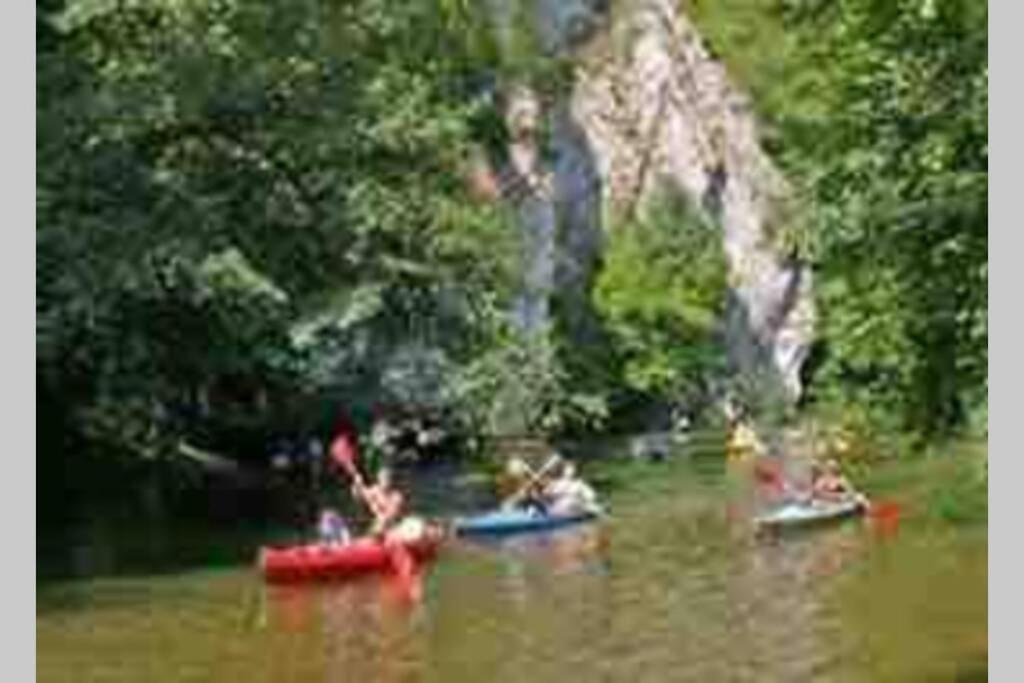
xmin=37 ymin=454 xmax=986 ymax=682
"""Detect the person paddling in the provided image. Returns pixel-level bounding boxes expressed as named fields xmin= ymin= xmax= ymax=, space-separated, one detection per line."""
xmin=330 ymin=422 xmax=406 ymax=537
xmin=498 ymin=456 xmax=532 ymax=499
xmin=500 ymin=455 xmax=552 ymax=514
xmin=326 ymin=419 xmax=434 ymax=602
xmin=543 ymin=461 xmax=601 ymax=516
xmin=811 ymin=460 xmax=866 ymax=504
xmin=357 ymin=467 xmax=406 ymax=538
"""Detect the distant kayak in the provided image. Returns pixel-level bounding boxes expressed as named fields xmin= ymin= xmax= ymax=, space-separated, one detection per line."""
xmin=754 ymin=497 xmax=866 ymax=530
xmin=259 ymin=530 xmax=442 ymax=583
xmin=453 ymin=508 xmax=600 ymax=537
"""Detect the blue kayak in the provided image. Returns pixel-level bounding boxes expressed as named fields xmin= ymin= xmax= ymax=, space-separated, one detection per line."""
xmin=453 ymin=508 xmax=599 ymax=536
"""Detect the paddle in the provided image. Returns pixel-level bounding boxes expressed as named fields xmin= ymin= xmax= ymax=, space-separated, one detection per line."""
xmin=330 ymin=427 xmax=387 ymax=519
xmin=864 ymin=497 xmax=902 ymax=537
xmin=501 ymin=453 xmax=562 ymax=511
xmin=330 ymin=426 xmax=362 ymax=486
xmin=330 ymin=424 xmax=418 ymax=593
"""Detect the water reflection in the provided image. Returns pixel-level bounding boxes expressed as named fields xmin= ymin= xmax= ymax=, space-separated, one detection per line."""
xmin=465 ymin=523 xmax=610 ymax=577
xmin=37 ymin=461 xmax=985 ymax=683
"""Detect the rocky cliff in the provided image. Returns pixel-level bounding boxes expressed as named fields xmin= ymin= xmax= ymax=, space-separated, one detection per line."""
xmin=487 ymin=0 xmax=814 ymax=407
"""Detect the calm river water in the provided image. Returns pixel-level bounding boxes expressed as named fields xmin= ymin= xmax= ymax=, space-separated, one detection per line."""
xmin=37 ymin=456 xmax=987 ymax=683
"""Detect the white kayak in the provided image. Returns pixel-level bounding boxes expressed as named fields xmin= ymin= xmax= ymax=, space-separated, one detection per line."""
xmin=754 ymin=496 xmax=867 ymax=530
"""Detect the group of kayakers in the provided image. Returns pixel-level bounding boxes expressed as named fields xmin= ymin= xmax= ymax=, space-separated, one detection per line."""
xmin=307 ymin=409 xmax=866 ymax=557
xmin=724 ymin=394 xmax=869 ymax=509
xmin=312 ymin=435 xmax=603 ymax=550
xmin=259 ymin=410 xmax=888 ymax=591
xmin=310 ymin=418 xmax=603 ymax=551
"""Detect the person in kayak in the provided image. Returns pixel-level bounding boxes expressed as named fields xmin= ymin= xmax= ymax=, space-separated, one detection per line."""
xmin=316 ymin=508 xmax=351 ymax=547
xmin=498 ymin=456 xmax=531 ymax=498
xmin=357 ymin=467 xmax=406 ymax=538
xmin=728 ymin=420 xmax=766 ymax=459
xmin=724 ymin=399 xmax=766 ymax=459
xmin=753 ymin=457 xmax=796 ymax=507
xmin=811 ymin=460 xmax=869 ymax=507
xmin=543 ymin=461 xmax=600 ymax=516
xmin=499 ymin=455 xmax=551 ymax=514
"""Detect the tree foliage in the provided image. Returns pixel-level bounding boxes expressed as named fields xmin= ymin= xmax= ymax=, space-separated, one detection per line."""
xmin=38 ymin=0 xmax=987 ymax=479
xmin=594 ymin=191 xmax=729 ymax=406
xmin=690 ymin=0 xmax=987 ymax=437
xmin=38 ymin=0 xmax=517 ymax=461
xmin=791 ymin=0 xmax=986 ymax=434
xmin=450 ymin=324 xmax=611 ymax=439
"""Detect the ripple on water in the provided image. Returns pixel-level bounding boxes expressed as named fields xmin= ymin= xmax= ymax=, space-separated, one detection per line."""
xmin=37 ymin=465 xmax=986 ymax=683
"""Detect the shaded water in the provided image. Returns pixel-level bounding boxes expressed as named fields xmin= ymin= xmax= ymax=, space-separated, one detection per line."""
xmin=37 ymin=457 xmax=986 ymax=683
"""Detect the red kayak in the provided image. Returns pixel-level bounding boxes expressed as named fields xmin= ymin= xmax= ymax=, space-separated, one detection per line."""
xmin=259 ymin=531 xmax=443 ymax=584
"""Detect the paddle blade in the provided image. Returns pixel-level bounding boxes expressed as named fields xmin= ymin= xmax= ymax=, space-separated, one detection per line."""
xmin=866 ymin=499 xmax=903 ymax=539
xmin=868 ymin=500 xmax=902 ymax=519
xmin=330 ymin=430 xmax=359 ymax=476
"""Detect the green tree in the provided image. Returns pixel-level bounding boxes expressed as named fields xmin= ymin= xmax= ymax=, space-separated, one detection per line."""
xmin=594 ymin=190 xmax=729 ymax=410
xmin=787 ymin=0 xmax=987 ymax=434
xmin=689 ymin=0 xmax=987 ymax=437
xmin=37 ymin=0 xmax=517 ymax=464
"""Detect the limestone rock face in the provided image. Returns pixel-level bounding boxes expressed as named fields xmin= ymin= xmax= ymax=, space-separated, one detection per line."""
xmin=502 ymin=84 xmax=559 ymax=335
xmin=493 ymin=0 xmax=814 ymax=402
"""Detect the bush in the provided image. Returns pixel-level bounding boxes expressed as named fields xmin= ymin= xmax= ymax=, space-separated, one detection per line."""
xmin=593 ymin=189 xmax=728 ymax=416
xmin=449 ymin=325 xmax=610 ymax=440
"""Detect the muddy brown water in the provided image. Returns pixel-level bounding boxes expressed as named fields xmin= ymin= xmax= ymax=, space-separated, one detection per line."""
xmin=37 ymin=456 xmax=986 ymax=683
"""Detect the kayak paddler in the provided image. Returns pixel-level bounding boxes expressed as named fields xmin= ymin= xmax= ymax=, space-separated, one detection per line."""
xmin=497 ymin=456 xmax=532 ymax=499
xmin=498 ymin=455 xmax=550 ymax=513
xmin=357 ymin=466 xmax=406 ymax=538
xmin=330 ymin=422 xmax=407 ymax=537
xmin=810 ymin=459 xmax=868 ymax=508
xmin=542 ymin=461 xmax=601 ymax=516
